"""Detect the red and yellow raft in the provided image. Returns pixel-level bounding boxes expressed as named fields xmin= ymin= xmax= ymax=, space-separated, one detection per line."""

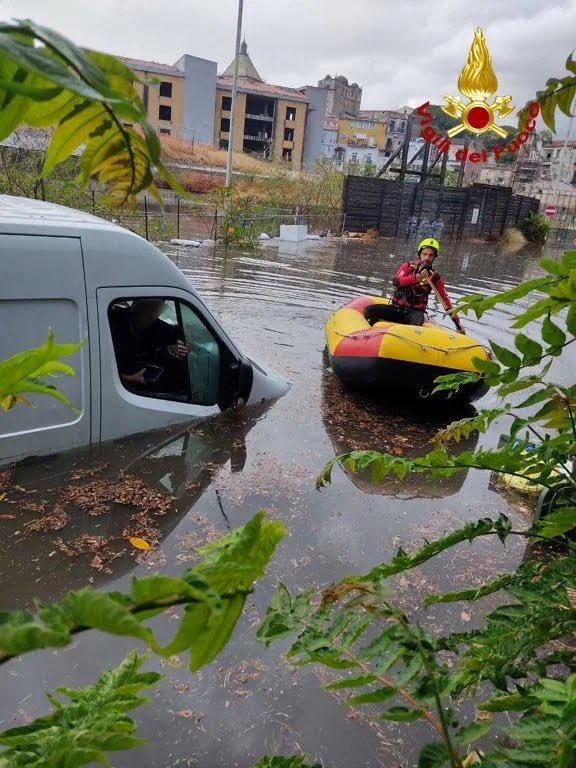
xmin=325 ymin=296 xmax=490 ymax=400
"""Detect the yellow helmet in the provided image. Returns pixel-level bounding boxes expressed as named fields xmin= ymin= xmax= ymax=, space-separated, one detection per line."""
xmin=417 ymin=237 xmax=440 ymax=256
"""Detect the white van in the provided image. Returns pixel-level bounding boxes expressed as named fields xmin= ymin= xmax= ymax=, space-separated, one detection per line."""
xmin=0 ymin=195 xmax=287 ymax=464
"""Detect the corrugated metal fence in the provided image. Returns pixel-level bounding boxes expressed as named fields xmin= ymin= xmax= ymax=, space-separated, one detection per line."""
xmin=342 ymin=177 xmax=540 ymax=239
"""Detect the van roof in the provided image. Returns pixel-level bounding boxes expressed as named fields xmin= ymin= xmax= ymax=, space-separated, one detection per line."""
xmin=0 ymin=195 xmax=124 ymax=234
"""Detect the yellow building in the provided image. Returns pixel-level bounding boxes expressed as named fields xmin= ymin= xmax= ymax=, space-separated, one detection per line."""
xmin=337 ymin=117 xmax=387 ymax=150
xmin=215 ymin=42 xmax=309 ymax=169
xmin=119 ymin=44 xmax=327 ymax=170
xmin=119 ymin=57 xmax=186 ymax=138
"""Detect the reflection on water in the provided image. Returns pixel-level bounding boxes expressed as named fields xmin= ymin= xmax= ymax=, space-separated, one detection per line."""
xmin=0 ymin=236 xmax=558 ymax=767
xmin=0 ymin=406 xmax=263 ymax=609
xmin=321 ymin=355 xmax=479 ymax=499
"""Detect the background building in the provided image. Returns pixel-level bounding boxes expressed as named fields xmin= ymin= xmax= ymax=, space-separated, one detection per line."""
xmin=214 ymin=42 xmax=313 ymax=168
xmin=120 ymin=42 xmax=327 ymax=170
xmin=317 ymin=75 xmax=362 ymax=117
xmin=358 ymin=108 xmax=413 ymax=156
xmin=120 ymin=55 xmax=217 ymax=144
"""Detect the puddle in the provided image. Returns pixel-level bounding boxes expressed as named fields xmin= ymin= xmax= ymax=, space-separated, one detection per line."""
xmin=0 ymin=236 xmax=572 ymax=767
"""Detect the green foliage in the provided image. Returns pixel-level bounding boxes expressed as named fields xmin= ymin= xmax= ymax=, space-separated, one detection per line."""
xmin=252 ymin=758 xmax=323 ymax=768
xmin=270 ymin=241 xmax=576 ymax=767
xmin=0 ymin=329 xmax=83 ymax=411
xmin=518 ymin=54 xmax=576 ymax=132
xmin=0 ymin=512 xmax=285 ymax=670
xmin=0 ymin=19 xmax=182 ymax=203
xmin=520 ymin=211 xmax=553 ymax=244
xmin=0 ymin=652 xmax=160 ymax=768
xmin=0 ymin=513 xmax=284 ymax=765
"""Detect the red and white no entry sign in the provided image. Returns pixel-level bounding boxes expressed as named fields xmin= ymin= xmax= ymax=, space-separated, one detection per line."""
xmin=545 ymin=205 xmax=557 ymax=218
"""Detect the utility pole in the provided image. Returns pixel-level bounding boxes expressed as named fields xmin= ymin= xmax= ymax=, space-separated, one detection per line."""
xmin=225 ymin=0 xmax=244 ymax=186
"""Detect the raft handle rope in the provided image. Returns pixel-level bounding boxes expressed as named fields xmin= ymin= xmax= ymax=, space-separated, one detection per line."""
xmin=327 ymin=317 xmax=488 ymax=356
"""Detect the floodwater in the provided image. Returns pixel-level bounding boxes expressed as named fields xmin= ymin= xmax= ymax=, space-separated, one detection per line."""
xmin=0 ymin=236 xmax=572 ymax=767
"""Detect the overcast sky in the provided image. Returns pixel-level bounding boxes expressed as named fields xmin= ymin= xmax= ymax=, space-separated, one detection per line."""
xmin=2 ymin=0 xmax=575 ymax=135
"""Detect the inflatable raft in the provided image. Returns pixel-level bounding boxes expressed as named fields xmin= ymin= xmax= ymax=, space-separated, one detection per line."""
xmin=325 ymin=296 xmax=490 ymax=400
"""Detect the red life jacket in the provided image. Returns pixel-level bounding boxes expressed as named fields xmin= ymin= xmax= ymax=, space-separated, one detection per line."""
xmin=392 ymin=261 xmax=434 ymax=310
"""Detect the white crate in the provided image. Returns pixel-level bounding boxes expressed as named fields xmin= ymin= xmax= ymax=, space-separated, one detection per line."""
xmin=279 ymin=224 xmax=308 ymax=241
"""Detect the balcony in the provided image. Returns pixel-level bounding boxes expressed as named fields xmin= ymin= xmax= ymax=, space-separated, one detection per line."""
xmin=243 ymin=134 xmax=269 ymax=142
xmin=245 ymin=112 xmax=274 ymax=122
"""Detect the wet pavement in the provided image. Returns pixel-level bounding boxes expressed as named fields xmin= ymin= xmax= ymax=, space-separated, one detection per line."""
xmin=0 ymin=236 xmax=572 ymax=767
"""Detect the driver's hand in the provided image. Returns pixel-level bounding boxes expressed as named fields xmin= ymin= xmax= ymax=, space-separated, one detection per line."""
xmin=168 ymin=340 xmax=189 ymax=359
xmin=122 ymin=368 xmax=147 ymax=385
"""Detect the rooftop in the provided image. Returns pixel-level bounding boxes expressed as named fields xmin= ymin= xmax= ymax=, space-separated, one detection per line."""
xmin=118 ymin=56 xmax=183 ymax=77
xmin=216 ymin=76 xmax=308 ymax=101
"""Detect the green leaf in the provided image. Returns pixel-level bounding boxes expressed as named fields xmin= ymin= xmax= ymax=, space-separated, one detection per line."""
xmin=0 ymin=651 xmax=158 ymax=766
xmin=516 ymin=388 xmax=554 ymax=409
xmin=0 ymin=330 xmax=83 ymax=405
xmin=567 ymin=302 xmax=576 ymax=336
xmin=251 ymin=757 xmax=322 ymax=768
xmin=489 ymin=342 xmax=521 ymax=368
xmin=0 ymin=20 xmax=187 ymax=203
xmin=380 ymin=706 xmax=423 ymax=722
xmin=479 ymin=692 xmax=539 ymax=712
xmin=0 ymin=513 xmax=284 ymax=669
xmin=514 ymin=333 xmax=543 ymax=364
xmin=470 ymin=356 xmax=501 ymax=375
xmin=532 ymin=507 xmax=576 ymax=539
xmin=424 ymin=573 xmax=514 ymax=606
xmin=540 ymin=258 xmax=570 ymax=277
xmin=542 ymin=314 xmax=567 ymax=351
xmin=347 ymin=685 xmax=396 ymax=704
xmin=324 ymin=674 xmax=377 ymax=690
xmin=455 ymin=719 xmax=492 ymax=744
xmin=417 ymin=742 xmax=450 ymax=768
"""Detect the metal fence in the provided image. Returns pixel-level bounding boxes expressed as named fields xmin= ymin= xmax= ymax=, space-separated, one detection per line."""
xmin=115 ymin=197 xmax=340 ymax=243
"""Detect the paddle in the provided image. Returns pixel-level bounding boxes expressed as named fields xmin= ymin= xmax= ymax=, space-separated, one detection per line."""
xmin=421 ymin=271 xmax=465 ymax=335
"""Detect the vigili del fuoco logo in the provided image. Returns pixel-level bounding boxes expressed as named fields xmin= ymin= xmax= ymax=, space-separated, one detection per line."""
xmin=417 ymin=28 xmax=540 ymax=164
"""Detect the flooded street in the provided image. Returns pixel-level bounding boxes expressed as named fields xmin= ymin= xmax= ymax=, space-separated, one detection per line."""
xmin=0 ymin=236 xmax=570 ymax=767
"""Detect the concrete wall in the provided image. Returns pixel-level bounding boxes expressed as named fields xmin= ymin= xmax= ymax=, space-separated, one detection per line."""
xmin=273 ymin=99 xmax=306 ymax=169
xmin=174 ymin=55 xmax=218 ymax=144
xmin=130 ymin=71 xmax=185 ymax=135
xmin=301 ymin=86 xmax=328 ymax=168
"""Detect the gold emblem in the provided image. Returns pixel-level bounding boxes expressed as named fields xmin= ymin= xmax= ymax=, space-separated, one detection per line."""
xmin=442 ymin=28 xmax=514 ymax=139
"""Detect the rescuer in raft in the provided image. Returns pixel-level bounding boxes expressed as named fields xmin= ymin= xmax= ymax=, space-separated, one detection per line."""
xmin=389 ymin=238 xmax=465 ymax=333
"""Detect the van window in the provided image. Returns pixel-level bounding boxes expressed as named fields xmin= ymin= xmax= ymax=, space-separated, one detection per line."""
xmin=108 ymin=298 xmax=221 ymax=406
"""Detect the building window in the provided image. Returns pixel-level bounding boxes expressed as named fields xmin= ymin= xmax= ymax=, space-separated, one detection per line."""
xmin=222 ymin=96 xmax=232 ymax=111
xmin=220 ymin=117 xmax=230 ymax=133
xmin=286 ymin=107 xmax=296 ymax=121
xmin=282 ymin=148 xmax=293 ymax=161
xmin=159 ymin=81 xmax=172 ymax=98
xmin=219 ymin=139 xmax=229 ymax=150
xmin=158 ymin=104 xmax=172 ymax=121
xmin=108 ymin=298 xmax=221 ymax=406
xmin=284 ymin=127 xmax=294 ymax=142
xmin=159 ymin=128 xmax=171 ymax=136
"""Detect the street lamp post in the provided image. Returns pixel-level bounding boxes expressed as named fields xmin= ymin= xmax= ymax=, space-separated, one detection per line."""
xmin=225 ymin=0 xmax=244 ymax=186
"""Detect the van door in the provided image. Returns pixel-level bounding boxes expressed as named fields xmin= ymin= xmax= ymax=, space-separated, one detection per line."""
xmin=0 ymin=235 xmax=90 ymax=462
xmin=97 ymin=286 xmax=247 ymax=442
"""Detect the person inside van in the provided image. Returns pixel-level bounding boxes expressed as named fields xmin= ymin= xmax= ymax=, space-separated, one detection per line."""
xmin=109 ymin=299 xmax=189 ymax=394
